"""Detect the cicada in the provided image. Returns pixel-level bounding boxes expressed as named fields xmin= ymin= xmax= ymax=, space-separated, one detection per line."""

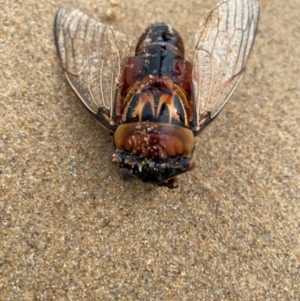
xmin=54 ymin=0 xmax=259 ymax=188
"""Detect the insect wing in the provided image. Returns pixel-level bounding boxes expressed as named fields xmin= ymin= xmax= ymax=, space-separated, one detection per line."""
xmin=192 ymin=0 xmax=259 ymax=133
xmin=54 ymin=8 xmax=131 ymax=131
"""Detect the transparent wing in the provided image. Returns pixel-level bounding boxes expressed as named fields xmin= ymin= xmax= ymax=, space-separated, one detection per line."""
xmin=54 ymin=8 xmax=131 ymax=131
xmin=192 ymin=0 xmax=259 ymax=133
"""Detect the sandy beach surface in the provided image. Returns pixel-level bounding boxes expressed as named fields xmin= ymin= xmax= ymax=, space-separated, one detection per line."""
xmin=1 ymin=0 xmax=299 ymax=299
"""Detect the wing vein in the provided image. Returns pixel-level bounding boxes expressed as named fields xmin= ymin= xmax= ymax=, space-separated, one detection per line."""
xmin=54 ymin=8 xmax=131 ymax=131
xmin=192 ymin=0 xmax=259 ymax=133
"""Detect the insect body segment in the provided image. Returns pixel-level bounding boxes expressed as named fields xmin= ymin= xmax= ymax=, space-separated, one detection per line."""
xmin=114 ymin=24 xmax=196 ymax=188
xmin=54 ymin=0 xmax=259 ymax=188
xmin=120 ymin=23 xmax=193 ymax=127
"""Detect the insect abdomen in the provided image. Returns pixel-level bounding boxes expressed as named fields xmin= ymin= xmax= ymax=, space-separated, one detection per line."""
xmin=122 ymin=23 xmax=193 ymax=91
xmin=134 ymin=23 xmax=185 ymax=79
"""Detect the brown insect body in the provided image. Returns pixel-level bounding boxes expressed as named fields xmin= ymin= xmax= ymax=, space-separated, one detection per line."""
xmin=112 ymin=24 xmax=195 ymax=188
xmin=54 ymin=0 xmax=259 ymax=188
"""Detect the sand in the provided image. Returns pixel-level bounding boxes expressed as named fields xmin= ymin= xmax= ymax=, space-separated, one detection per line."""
xmin=1 ymin=0 xmax=299 ymax=299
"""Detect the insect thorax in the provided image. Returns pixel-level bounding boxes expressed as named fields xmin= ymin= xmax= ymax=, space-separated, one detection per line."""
xmin=122 ymin=75 xmax=189 ymax=126
xmin=113 ymin=75 xmax=195 ymax=186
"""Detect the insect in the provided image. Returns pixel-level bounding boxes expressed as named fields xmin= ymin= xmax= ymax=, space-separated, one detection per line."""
xmin=54 ymin=0 xmax=259 ymax=188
